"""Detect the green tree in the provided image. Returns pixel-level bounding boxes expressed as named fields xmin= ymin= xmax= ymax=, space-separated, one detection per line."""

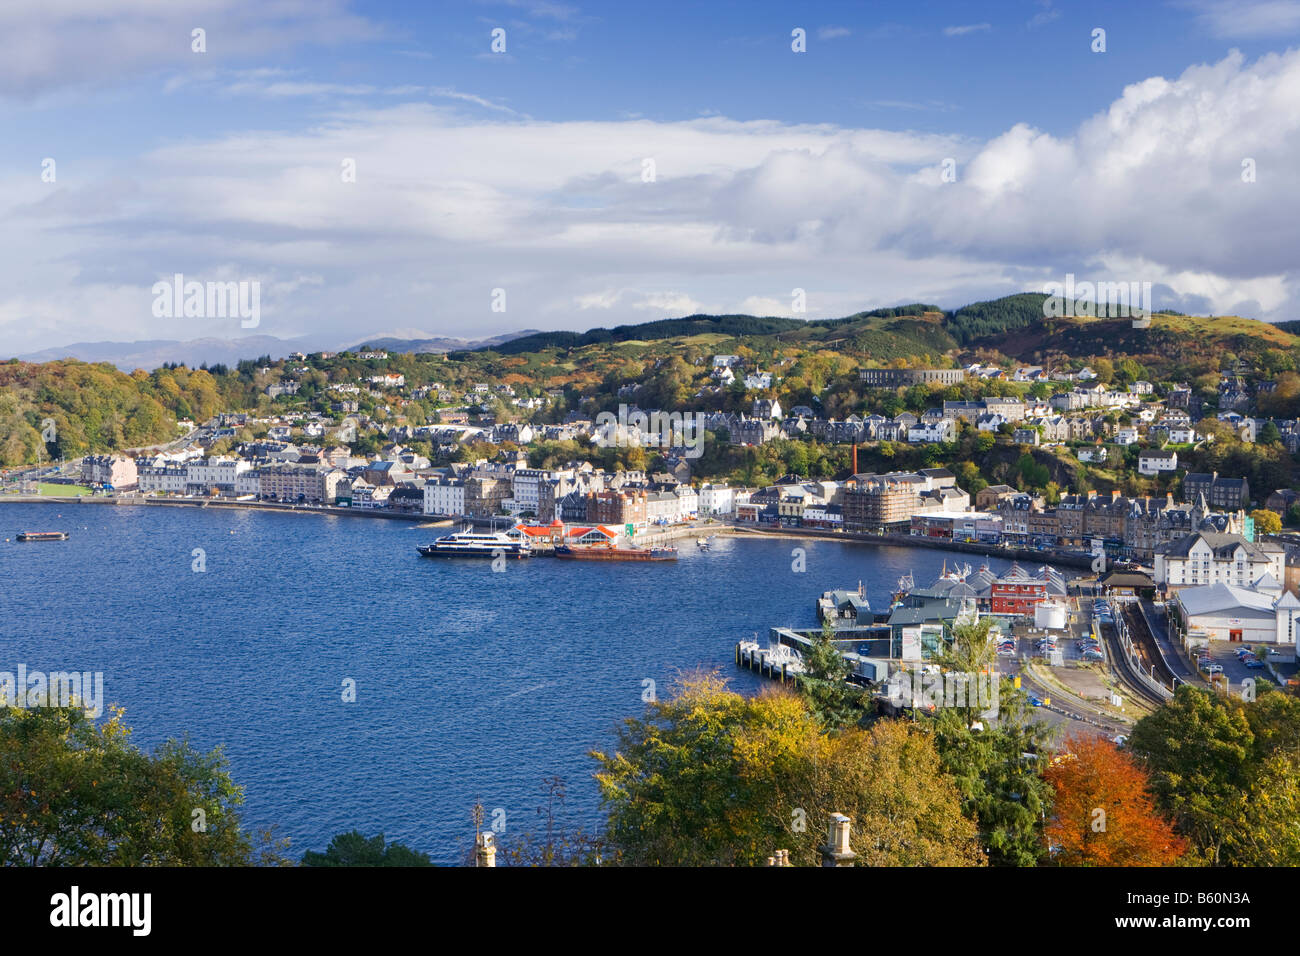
xmin=925 ymin=618 xmax=1054 ymax=866
xmin=1251 ymin=509 xmax=1282 ymax=535
xmin=799 ymin=624 xmax=866 ymax=729
xmin=593 ymin=674 xmax=983 ymax=866
xmin=301 ymin=830 xmax=434 ymax=866
xmin=0 ymin=705 xmax=259 ymax=865
xmin=1127 ymin=684 xmax=1300 ymax=865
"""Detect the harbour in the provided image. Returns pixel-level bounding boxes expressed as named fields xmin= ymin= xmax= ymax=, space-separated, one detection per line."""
xmin=0 ymin=500 xmax=1045 ymax=864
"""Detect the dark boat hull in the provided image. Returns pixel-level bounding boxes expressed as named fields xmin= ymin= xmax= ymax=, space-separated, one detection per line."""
xmin=554 ymin=546 xmax=676 ymax=561
xmin=417 ymin=546 xmax=529 ymax=559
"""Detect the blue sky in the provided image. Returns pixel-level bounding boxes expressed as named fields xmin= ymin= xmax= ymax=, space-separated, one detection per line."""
xmin=4 ymin=0 xmax=1300 ymax=353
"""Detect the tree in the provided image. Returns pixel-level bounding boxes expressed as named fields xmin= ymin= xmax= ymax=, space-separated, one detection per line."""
xmin=1251 ymin=509 xmax=1282 ymax=535
xmin=497 ymin=775 xmax=605 ymax=866
xmin=1127 ymin=684 xmax=1300 ymax=865
xmin=1043 ymin=734 xmax=1185 ymax=866
xmin=926 ymin=619 xmax=1055 ymax=866
xmin=1257 ymin=420 xmax=1282 ymax=446
xmin=799 ymin=623 xmax=867 ymax=729
xmin=0 ymin=705 xmax=260 ymax=865
xmin=302 ymin=831 xmax=434 ymax=866
xmin=592 ymin=673 xmax=983 ymax=866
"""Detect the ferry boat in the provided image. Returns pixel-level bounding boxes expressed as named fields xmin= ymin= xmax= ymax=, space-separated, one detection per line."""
xmin=15 ymin=531 xmax=69 ymax=542
xmin=554 ymin=543 xmax=677 ymax=562
xmin=416 ymin=527 xmax=531 ymax=559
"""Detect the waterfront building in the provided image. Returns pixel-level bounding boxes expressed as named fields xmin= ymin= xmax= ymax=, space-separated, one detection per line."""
xmin=136 ymin=459 xmax=186 ymax=494
xmin=989 ymin=564 xmax=1066 ymax=616
xmin=586 ymin=489 xmax=648 ymax=527
xmin=256 ymin=464 xmax=346 ymax=504
xmin=1155 ymin=531 xmax=1285 ymax=591
xmin=184 ymin=456 xmax=250 ymax=496
xmin=423 ymin=477 xmax=466 ymax=516
xmin=82 ymin=455 xmax=138 ymax=490
xmin=697 ymin=482 xmax=735 ymax=516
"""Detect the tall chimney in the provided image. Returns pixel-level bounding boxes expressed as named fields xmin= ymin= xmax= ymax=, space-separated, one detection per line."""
xmin=475 ymin=831 xmax=497 ymax=867
xmin=820 ymin=813 xmax=857 ymax=867
xmin=852 ymin=444 xmax=858 ymax=476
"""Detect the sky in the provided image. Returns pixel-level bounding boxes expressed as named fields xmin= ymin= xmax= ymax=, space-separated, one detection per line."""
xmin=4 ymin=0 xmax=1300 ymax=354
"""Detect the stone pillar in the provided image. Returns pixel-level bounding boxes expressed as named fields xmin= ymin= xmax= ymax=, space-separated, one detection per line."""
xmin=820 ymin=813 xmax=857 ymax=867
xmin=475 ymin=830 xmax=497 ymax=868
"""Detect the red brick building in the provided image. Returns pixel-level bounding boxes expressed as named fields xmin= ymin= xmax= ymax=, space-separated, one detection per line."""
xmin=990 ymin=564 xmax=1056 ymax=616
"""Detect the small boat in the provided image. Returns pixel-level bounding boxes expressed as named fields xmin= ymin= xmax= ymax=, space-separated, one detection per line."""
xmin=696 ymin=536 xmax=710 ymax=551
xmin=555 ymin=544 xmax=677 ymax=562
xmin=417 ymin=526 xmax=532 ymax=559
xmin=16 ymin=531 xmax=69 ymax=542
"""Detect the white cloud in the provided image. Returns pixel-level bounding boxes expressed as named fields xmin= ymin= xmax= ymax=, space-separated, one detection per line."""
xmin=1187 ymin=0 xmax=1300 ymax=37
xmin=944 ymin=23 xmax=991 ymax=36
xmin=818 ymin=26 xmax=851 ymax=40
xmin=5 ymin=49 xmax=1300 ymax=353
xmin=0 ymin=0 xmax=383 ymax=98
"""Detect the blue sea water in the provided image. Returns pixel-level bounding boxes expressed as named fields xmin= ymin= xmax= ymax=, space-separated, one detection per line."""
xmin=0 ymin=503 xmax=1025 ymax=864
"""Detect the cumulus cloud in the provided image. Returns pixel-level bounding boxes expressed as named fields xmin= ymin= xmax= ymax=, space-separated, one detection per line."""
xmin=3 ymin=48 xmax=1300 ymax=353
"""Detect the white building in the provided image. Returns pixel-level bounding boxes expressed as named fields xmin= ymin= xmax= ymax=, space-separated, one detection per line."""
xmin=510 ymin=468 xmax=553 ymax=516
xmin=1137 ymin=449 xmax=1178 ymax=476
xmin=698 ymin=483 xmax=735 ymax=516
xmin=136 ymin=460 xmax=186 ymax=494
xmin=1174 ymin=581 xmax=1300 ymax=645
xmin=907 ymin=419 xmax=954 ymax=443
xmin=184 ymin=457 xmax=251 ymax=495
xmin=1155 ymin=531 xmax=1286 ymax=591
xmin=235 ymin=468 xmax=261 ymax=497
xmin=423 ymin=478 xmax=466 ymax=516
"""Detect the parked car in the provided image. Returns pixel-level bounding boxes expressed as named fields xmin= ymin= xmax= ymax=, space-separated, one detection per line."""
xmin=1245 ymin=659 xmax=1265 ymax=669
xmin=1027 ymin=696 xmax=1043 ymax=707
xmin=1205 ymin=664 xmax=1224 ymax=674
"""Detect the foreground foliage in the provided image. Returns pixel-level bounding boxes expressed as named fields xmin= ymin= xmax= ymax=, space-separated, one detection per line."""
xmin=0 ymin=705 xmax=260 ymax=865
xmin=592 ymin=673 xmax=984 ymax=866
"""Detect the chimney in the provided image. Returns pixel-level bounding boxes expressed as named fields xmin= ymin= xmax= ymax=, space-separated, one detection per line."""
xmin=475 ymin=830 xmax=496 ymax=867
xmin=820 ymin=813 xmax=857 ymax=867
xmin=852 ymin=443 xmax=858 ymax=476
xmin=1111 ymin=489 xmax=1120 ymax=501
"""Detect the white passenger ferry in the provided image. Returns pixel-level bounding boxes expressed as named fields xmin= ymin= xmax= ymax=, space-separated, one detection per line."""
xmin=416 ymin=527 xmax=532 ymax=559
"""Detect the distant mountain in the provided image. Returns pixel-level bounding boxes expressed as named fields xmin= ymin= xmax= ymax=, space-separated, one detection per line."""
xmin=13 ymin=329 xmax=537 ymax=371
xmin=343 ymin=330 xmax=540 ymax=354
xmin=14 ymin=335 xmax=331 ymax=372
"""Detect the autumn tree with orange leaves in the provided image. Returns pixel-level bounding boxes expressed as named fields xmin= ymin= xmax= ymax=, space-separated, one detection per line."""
xmin=1043 ymin=734 xmax=1185 ymax=866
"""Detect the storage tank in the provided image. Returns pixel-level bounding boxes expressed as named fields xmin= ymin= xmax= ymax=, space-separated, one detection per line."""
xmin=1034 ymin=601 xmax=1067 ymax=630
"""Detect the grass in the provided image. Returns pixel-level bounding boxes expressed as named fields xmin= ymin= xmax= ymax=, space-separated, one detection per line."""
xmin=34 ymin=483 xmax=95 ymax=496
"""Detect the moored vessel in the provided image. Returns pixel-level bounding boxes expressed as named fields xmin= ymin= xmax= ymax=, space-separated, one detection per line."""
xmin=15 ymin=531 xmax=69 ymax=542
xmin=417 ymin=527 xmax=531 ymax=559
xmin=554 ymin=543 xmax=677 ymax=561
